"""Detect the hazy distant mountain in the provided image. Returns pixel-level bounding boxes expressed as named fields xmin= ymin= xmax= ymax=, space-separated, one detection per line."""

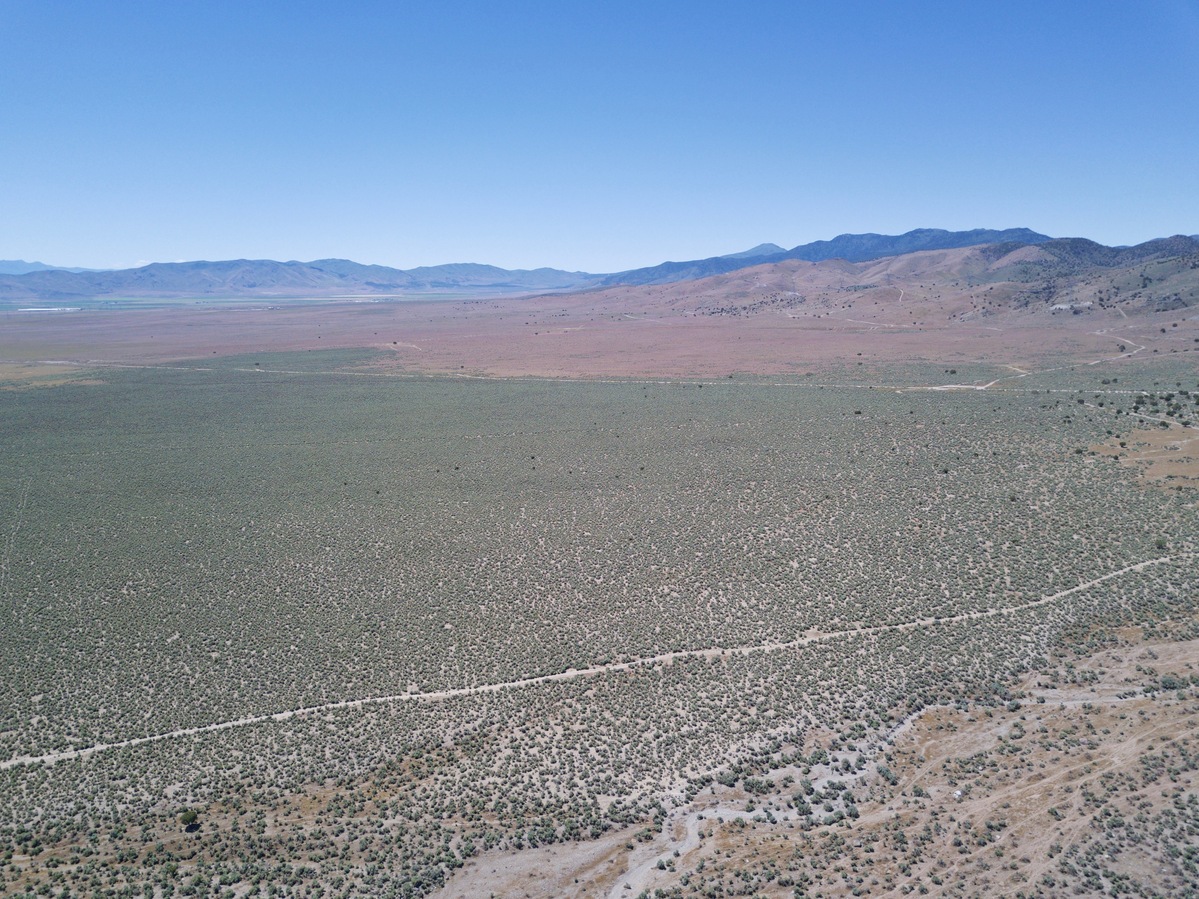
xmin=595 ymin=256 xmax=768 ymax=287
xmin=979 ymin=235 xmax=1199 ymax=273
xmin=399 ymin=263 xmax=600 ymax=290
xmin=600 ymin=228 xmax=1053 ymax=287
xmin=4 ymin=229 xmax=1192 ymax=302
xmin=781 ymin=227 xmax=1052 ymax=263
xmin=0 ymin=260 xmax=100 ymax=275
xmin=0 ymin=258 xmax=601 ymax=301
xmin=721 ymin=243 xmax=787 ymax=259
xmin=584 ymin=235 xmax=1199 ymax=322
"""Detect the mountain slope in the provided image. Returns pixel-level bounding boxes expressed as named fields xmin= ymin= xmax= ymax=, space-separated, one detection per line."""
xmin=599 ymin=228 xmax=1052 ymax=287
xmin=781 ymin=227 xmax=1051 ymax=263
xmin=721 ymin=243 xmax=787 ymax=259
xmin=576 ymin=236 xmax=1199 ymax=323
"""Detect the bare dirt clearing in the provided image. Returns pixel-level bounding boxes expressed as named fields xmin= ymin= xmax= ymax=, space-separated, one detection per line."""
xmin=1095 ymin=423 xmax=1199 ymax=492
xmin=436 ymin=635 xmax=1199 ymax=898
xmin=0 ymin=361 xmax=104 ymax=389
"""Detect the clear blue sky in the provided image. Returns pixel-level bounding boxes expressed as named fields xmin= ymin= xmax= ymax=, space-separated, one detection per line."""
xmin=3 ymin=1 xmax=1197 ymax=272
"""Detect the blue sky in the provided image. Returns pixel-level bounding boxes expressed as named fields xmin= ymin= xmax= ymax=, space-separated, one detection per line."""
xmin=3 ymin=1 xmax=1197 ymax=271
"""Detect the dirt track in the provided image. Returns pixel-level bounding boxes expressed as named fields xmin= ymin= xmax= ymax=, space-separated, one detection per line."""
xmin=3 ymin=554 xmax=1183 ymax=772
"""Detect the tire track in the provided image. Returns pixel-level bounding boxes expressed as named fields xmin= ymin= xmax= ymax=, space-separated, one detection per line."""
xmin=3 ymin=554 xmax=1186 ymax=771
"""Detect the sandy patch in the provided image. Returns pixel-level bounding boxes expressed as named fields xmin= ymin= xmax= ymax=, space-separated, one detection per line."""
xmin=0 ymin=361 xmax=104 ymax=388
xmin=1094 ymin=423 xmax=1199 ymax=490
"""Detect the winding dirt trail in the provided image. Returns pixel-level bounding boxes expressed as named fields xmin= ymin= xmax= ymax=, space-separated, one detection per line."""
xmin=1 ymin=554 xmax=1187 ymax=772
xmin=928 ymin=332 xmax=1149 ymax=392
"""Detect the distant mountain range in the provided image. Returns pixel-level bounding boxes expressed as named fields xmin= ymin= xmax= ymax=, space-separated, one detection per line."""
xmin=600 ymin=234 xmax=1199 ymax=320
xmin=720 ymin=243 xmax=788 ymax=260
xmin=2 ymin=228 xmax=1195 ymax=301
xmin=0 ymin=260 xmax=101 ymax=275
xmin=598 ymin=228 xmax=1053 ymax=286
xmin=0 ymin=259 xmax=602 ymax=301
xmin=978 ymin=234 xmax=1199 ymax=273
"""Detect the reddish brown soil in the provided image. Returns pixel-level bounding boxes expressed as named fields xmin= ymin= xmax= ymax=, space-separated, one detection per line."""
xmin=1094 ymin=425 xmax=1199 ymax=491
xmin=2 ymin=284 xmax=1193 ymax=382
